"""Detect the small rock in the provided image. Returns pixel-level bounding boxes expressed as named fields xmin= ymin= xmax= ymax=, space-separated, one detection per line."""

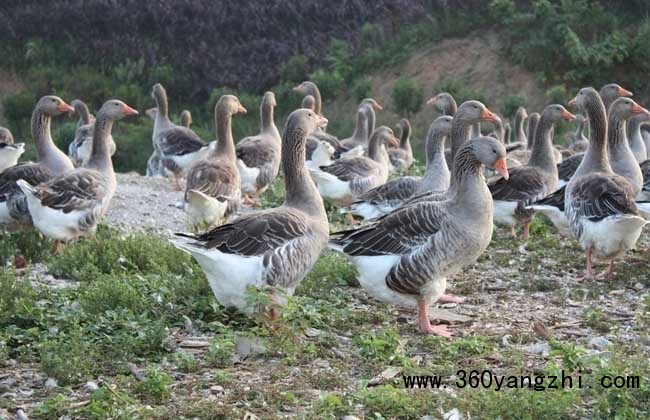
xmin=368 ymin=367 xmax=402 ymax=386
xmin=84 ymin=381 xmax=99 ymax=392
xmin=342 ymin=416 xmax=361 ymax=420
xmin=588 ymin=336 xmax=612 ymax=351
xmin=210 ymin=385 xmax=225 ymax=395
xmin=304 ymin=327 xmax=321 ymax=337
xmin=290 ymin=367 xmax=300 ymax=376
xmin=442 ymin=408 xmax=463 ymax=420
xmin=312 ymin=358 xmax=330 ymax=369
xmin=44 ymin=378 xmax=58 ymax=389
xmin=236 ymin=337 xmax=266 ymax=360
xmin=522 ymin=342 xmax=551 ymax=356
xmin=633 ymin=282 xmax=644 ymax=291
xmin=14 ymin=408 xmax=29 ymax=420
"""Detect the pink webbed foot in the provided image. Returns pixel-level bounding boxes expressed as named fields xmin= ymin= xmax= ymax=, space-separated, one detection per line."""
xmin=438 ymin=293 xmax=465 ymax=304
xmin=417 ymin=298 xmax=454 ymax=338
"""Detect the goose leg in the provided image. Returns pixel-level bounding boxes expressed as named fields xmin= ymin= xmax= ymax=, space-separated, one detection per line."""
xmin=577 ymin=249 xmax=594 ymax=282
xmin=417 ymin=298 xmax=453 ymax=338
xmin=53 ymin=240 xmax=65 ymax=255
xmin=510 ymin=226 xmax=517 ymax=238
xmin=172 ymin=171 xmax=182 ymax=191
xmin=438 ymin=293 xmax=465 ymax=303
xmin=243 ymin=195 xmax=257 ymax=206
xmin=521 ymin=221 xmax=531 ymax=240
xmin=597 ymin=260 xmax=616 ymax=280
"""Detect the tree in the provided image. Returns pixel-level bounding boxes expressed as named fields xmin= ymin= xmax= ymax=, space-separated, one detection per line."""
xmin=391 ymin=77 xmax=423 ymax=117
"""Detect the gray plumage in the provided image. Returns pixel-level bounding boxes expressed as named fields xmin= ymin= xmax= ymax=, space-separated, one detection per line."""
xmin=388 ymin=118 xmax=414 ymax=171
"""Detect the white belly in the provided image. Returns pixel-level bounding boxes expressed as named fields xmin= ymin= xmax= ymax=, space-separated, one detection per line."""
xmin=186 ymin=190 xmax=229 ymax=230
xmin=345 ymin=201 xmax=395 ymax=220
xmin=237 ymin=159 xmax=260 ymax=195
xmin=171 ymin=148 xmax=210 ymax=172
xmin=579 ymin=215 xmax=647 ymax=260
xmin=493 ymin=201 xmax=519 ymax=227
xmin=310 ymin=170 xmax=352 ymax=201
xmin=0 ymin=202 xmax=12 ymax=225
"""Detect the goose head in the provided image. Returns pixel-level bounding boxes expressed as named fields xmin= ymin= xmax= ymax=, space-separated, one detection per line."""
xmin=293 ymin=81 xmax=316 ymax=95
xmin=542 ymin=104 xmax=576 ymax=123
xmin=98 ymin=100 xmax=139 ymax=121
xmin=145 ymin=107 xmax=157 ymax=120
xmin=217 ymin=95 xmax=247 ymax=116
xmin=456 ymin=100 xmax=500 ymax=126
xmin=569 ymin=87 xmax=608 ymax=114
xmin=599 ymin=83 xmax=632 ymax=101
xmin=263 ymin=91 xmax=277 ymax=107
xmin=609 ymin=97 xmax=650 ymax=121
xmin=151 ymin=83 xmax=167 ymax=105
xmin=371 ymin=126 xmax=399 ymax=147
xmin=515 ymin=106 xmax=528 ymax=121
xmin=472 ymin=136 xmax=509 ymax=179
xmin=180 ymin=110 xmax=192 ymax=127
xmin=426 ymin=92 xmax=456 ymax=115
xmin=360 ymin=98 xmax=383 ymax=111
xmin=37 ymin=95 xmax=74 ymax=117
xmin=289 ymin=108 xmax=328 ymax=134
xmin=0 ymin=127 xmax=14 ymax=144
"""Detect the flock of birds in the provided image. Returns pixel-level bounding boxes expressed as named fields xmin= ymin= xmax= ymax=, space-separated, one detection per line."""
xmin=1 ymin=81 xmax=649 ymax=338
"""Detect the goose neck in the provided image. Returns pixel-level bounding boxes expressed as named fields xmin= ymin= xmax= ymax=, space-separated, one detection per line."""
xmin=578 ymin=99 xmax=611 ymax=176
xmin=284 ymin=127 xmax=326 ymax=218
xmin=527 ymin=115 xmax=557 ymax=170
xmin=86 ymin=114 xmax=114 ymax=173
xmin=214 ymin=107 xmax=235 ymax=160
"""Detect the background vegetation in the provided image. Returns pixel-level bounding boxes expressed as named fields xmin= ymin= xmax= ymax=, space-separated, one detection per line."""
xmin=2 ymin=0 xmax=650 ymax=173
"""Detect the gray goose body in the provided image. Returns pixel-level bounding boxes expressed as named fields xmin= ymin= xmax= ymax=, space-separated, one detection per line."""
xmin=236 ymin=92 xmax=282 ymax=199
xmin=18 ymin=100 xmax=138 ymax=241
xmin=489 ymin=104 xmax=574 ymax=238
xmin=0 ymin=96 xmax=75 ymax=228
xmin=293 ymin=81 xmax=338 ymax=145
xmin=309 ymin=127 xmax=397 ymax=204
xmin=568 ymin=114 xmax=589 ymax=153
xmin=627 ymin=113 xmax=649 ymax=164
xmin=172 ymin=109 xmax=330 ymax=315
xmin=0 ymin=140 xmax=24 ymax=172
xmin=388 ymin=118 xmax=415 ymax=171
xmin=184 ymin=95 xmax=246 ymax=232
xmin=565 ymin=87 xmax=646 ymax=280
xmin=330 ymin=137 xmax=508 ymax=337
xmin=340 ymin=98 xmax=382 ymax=157
xmin=341 ymin=116 xmax=452 ymax=220
xmin=0 ymin=127 xmax=15 ymax=144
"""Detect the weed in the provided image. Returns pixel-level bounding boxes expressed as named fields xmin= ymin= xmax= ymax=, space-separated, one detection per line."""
xmin=135 ymin=368 xmax=173 ymax=402
xmin=174 ymin=351 xmax=199 ymax=373
xmin=205 ymin=336 xmax=236 ymax=368
xmin=353 ymin=328 xmax=402 ymax=363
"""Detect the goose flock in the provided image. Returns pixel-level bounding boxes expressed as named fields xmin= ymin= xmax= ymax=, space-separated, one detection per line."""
xmin=2 ymin=80 xmax=650 ymax=338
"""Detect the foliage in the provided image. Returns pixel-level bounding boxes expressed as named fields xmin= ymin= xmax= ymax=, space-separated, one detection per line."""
xmin=503 ymin=94 xmax=527 ymax=119
xmin=391 ymin=77 xmax=423 ymax=117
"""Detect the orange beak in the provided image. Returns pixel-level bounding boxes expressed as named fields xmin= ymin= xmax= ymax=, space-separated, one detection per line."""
xmin=388 ymin=136 xmax=399 ymax=147
xmin=122 ymin=104 xmax=139 ymax=116
xmin=426 ymin=95 xmax=438 ymax=106
xmin=237 ymin=105 xmax=247 ymax=114
xmin=562 ymin=109 xmax=576 ymax=121
xmin=631 ymin=102 xmax=650 ymax=115
xmin=481 ymin=108 xmax=500 ymax=123
xmin=568 ymin=97 xmax=577 ymax=107
xmin=59 ymin=101 xmax=75 ymax=113
xmin=373 ymin=102 xmax=383 ymax=111
xmin=317 ymin=115 xmax=329 ymax=128
xmin=293 ymin=85 xmax=301 ymax=92
xmin=494 ymin=158 xmax=509 ymax=180
xmin=618 ymin=86 xmax=633 ymax=97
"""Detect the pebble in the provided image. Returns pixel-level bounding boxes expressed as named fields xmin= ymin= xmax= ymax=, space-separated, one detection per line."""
xmin=44 ymin=378 xmax=58 ymax=389
xmin=84 ymin=381 xmax=99 ymax=392
xmin=522 ymin=342 xmax=551 ymax=356
xmin=588 ymin=336 xmax=612 ymax=351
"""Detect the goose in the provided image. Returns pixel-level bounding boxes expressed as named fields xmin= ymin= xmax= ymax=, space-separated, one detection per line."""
xmin=68 ymin=99 xmax=117 ymax=168
xmin=0 ymin=127 xmax=15 ymax=144
xmin=529 ymin=94 xmax=647 ymax=235
xmin=339 ymin=99 xmax=382 ymax=159
xmin=17 ymin=100 xmax=138 ymax=252
xmin=145 ymin=108 xmax=163 ymax=177
xmin=151 ymin=83 xmax=210 ymax=190
xmin=0 ymin=142 xmax=25 ymax=172
xmin=305 ymin=140 xmax=336 ymax=170
xmin=427 ymin=92 xmax=457 ymax=116
xmin=627 ymin=112 xmax=649 ymax=164
xmin=302 ymin=95 xmax=316 ymax=111
xmin=564 ymin=87 xmax=646 ymax=280
xmin=0 ymin=96 xmax=75 ymax=228
xmin=180 ymin=110 xmax=192 ymax=128
xmin=504 ymin=107 xmax=530 ymax=164
xmin=236 ymin=92 xmax=282 ymax=205
xmin=526 ymin=112 xmax=540 ymax=148
xmin=171 ymin=108 xmax=330 ymax=317
xmin=513 ymin=106 xmax=528 ymax=147
xmin=568 ymin=114 xmax=589 ymax=153
xmin=309 ymin=126 xmax=398 ymax=204
xmin=488 ymin=104 xmax=575 ymax=239
xmin=293 ymin=81 xmax=339 ymax=145
xmin=555 ymin=84 xmax=634 ymax=186
xmin=402 ymin=100 xmax=501 ymax=207
xmin=388 ymin=118 xmax=415 ymax=171
xmin=341 ymin=116 xmax=452 ymax=220
xmin=330 ymin=137 xmax=509 ymax=337
xmin=641 ymin=125 xmax=650 ymax=159
xmin=184 ymin=95 xmax=246 ymax=232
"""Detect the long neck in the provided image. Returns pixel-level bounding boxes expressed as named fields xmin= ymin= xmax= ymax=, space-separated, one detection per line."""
xmin=527 ymin=113 xmax=557 ymax=171
xmin=629 ymin=116 xmax=647 ymax=151
xmin=305 ymin=84 xmax=322 ymax=115
xmin=399 ymin=123 xmax=411 ymax=150
xmin=155 ymin=90 xmax=169 ymax=119
xmin=573 ymin=118 xmax=585 ymax=143
xmin=261 ymin=100 xmax=276 ymax=135
xmin=526 ymin=116 xmax=538 ymax=149
xmin=86 ymin=113 xmax=114 ymax=172
xmin=367 ymin=134 xmax=384 ymax=161
xmin=448 ymin=145 xmax=485 ymax=201
xmin=365 ymin=107 xmax=376 ymax=135
xmin=284 ymin=126 xmax=326 ymax=218
xmin=607 ymin=110 xmax=628 ymax=149
xmin=31 ymin=109 xmax=73 ymax=173
xmin=351 ymin=111 xmax=368 ymax=142
xmin=421 ymin=127 xmax=449 ymax=190
xmin=577 ymin=98 xmax=610 ymax=176
xmin=449 ymin=118 xmax=472 ymax=167
xmin=214 ymin=107 xmax=235 ymax=160
xmin=514 ymin=111 xmax=526 ymax=143
xmin=441 ymin=98 xmax=457 ymax=116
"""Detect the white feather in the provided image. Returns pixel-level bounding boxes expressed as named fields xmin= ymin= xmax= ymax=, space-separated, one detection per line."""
xmin=185 ymin=190 xmax=229 ymax=229
xmin=579 ymin=215 xmax=647 ymax=261
xmin=493 ymin=200 xmax=519 ymax=227
xmin=236 ymin=159 xmax=260 ymax=195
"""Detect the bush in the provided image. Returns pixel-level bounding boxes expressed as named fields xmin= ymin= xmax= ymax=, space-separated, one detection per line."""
xmin=391 ymin=77 xmax=423 ymax=117
xmin=281 ymin=54 xmax=310 ymax=83
xmin=503 ymin=94 xmax=527 ymax=119
xmin=546 ymin=84 xmax=569 ymax=105
xmin=351 ymin=77 xmax=372 ymax=102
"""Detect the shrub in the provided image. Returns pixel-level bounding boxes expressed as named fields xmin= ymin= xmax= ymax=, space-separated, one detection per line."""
xmin=391 ymin=77 xmax=423 ymax=117
xmin=351 ymin=77 xmax=372 ymax=102
xmin=503 ymin=94 xmax=527 ymax=119
xmin=282 ymin=54 xmax=309 ymax=83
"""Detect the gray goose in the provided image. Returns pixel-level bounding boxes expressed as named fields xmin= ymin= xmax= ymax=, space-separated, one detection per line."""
xmin=18 ymin=100 xmax=138 ymax=252
xmin=171 ymin=109 xmax=329 ymax=317
xmin=341 ymin=116 xmax=452 ymax=220
xmin=151 ymin=83 xmax=210 ymax=190
xmin=568 ymin=114 xmax=589 ymax=153
xmin=632 ymin=114 xmax=650 ymax=201
xmin=184 ymin=95 xmax=246 ymax=232
xmin=526 ymin=112 xmax=540 ymax=148
xmin=236 ymin=92 xmax=282 ymax=204
xmin=0 ymin=127 xmax=24 ymax=171
xmin=293 ymin=81 xmax=338 ymax=145
xmin=627 ymin=112 xmax=649 ymax=164
xmin=427 ymin=92 xmax=457 ymax=116
xmin=339 ymin=98 xmax=382 ymax=159
xmin=308 ymin=126 xmax=398 ymax=204
xmin=0 ymin=127 xmax=15 ymax=144
xmin=180 ymin=110 xmax=192 ymax=128
xmin=388 ymin=118 xmax=415 ymax=171
xmin=0 ymin=96 xmax=75 ymax=228
xmin=402 ymin=100 xmax=501 ymax=207
xmin=565 ymin=87 xmax=646 ymax=280
xmin=489 ymin=104 xmax=575 ymax=239
xmin=68 ymin=99 xmax=116 ymax=167
xmin=330 ymin=137 xmax=508 ymax=337
xmin=145 ymin=108 xmax=163 ymax=177
xmin=556 ymin=83 xmax=634 ymax=186
xmin=642 ymin=125 xmax=650 ymax=158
